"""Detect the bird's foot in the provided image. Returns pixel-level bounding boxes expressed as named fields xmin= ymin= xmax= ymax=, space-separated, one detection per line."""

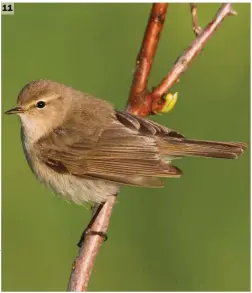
xmin=77 ymin=228 xmax=108 ymax=247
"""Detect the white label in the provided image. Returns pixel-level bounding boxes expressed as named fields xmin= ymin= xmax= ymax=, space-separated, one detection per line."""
xmin=2 ymin=3 xmax=14 ymax=15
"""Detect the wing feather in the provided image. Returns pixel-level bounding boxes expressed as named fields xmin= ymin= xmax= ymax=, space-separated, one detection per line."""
xmin=36 ymin=110 xmax=182 ymax=187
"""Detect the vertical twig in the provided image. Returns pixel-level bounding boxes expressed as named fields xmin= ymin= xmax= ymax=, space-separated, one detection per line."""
xmin=190 ymin=3 xmax=202 ymax=36
xmin=126 ymin=3 xmax=168 ymax=116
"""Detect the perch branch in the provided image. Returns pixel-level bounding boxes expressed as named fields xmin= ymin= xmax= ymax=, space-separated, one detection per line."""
xmin=67 ymin=195 xmax=117 ymax=291
xmin=67 ymin=3 xmax=237 ymax=291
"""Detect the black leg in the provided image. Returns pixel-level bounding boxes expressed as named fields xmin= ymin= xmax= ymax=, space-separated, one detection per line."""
xmin=77 ymin=202 xmax=108 ymax=247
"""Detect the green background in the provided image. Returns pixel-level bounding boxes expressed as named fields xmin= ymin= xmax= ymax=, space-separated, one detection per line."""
xmin=2 ymin=3 xmax=250 ymax=291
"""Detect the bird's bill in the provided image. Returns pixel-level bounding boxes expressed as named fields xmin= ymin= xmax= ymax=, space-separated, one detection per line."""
xmin=4 ymin=106 xmax=24 ymax=115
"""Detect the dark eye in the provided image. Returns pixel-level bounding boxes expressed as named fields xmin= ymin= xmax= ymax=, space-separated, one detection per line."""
xmin=36 ymin=101 xmax=46 ymax=108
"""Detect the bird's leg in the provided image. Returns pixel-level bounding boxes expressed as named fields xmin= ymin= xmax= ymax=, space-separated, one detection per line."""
xmin=84 ymin=203 xmax=108 ymax=241
xmin=77 ymin=202 xmax=108 ymax=247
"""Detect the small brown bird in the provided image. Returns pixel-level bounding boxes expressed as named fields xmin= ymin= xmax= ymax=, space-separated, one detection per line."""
xmin=5 ymin=80 xmax=247 ymax=205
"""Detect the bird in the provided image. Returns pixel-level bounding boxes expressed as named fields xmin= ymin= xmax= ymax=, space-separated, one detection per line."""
xmin=5 ymin=79 xmax=247 ymax=205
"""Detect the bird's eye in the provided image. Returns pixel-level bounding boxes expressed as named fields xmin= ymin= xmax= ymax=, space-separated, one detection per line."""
xmin=36 ymin=101 xmax=46 ymax=109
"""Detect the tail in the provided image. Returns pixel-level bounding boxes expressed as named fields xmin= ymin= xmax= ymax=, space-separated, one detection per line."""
xmin=162 ymin=139 xmax=247 ymax=159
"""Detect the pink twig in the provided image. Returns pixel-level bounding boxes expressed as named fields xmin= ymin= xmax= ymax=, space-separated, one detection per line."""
xmin=151 ymin=3 xmax=236 ymax=113
xmin=67 ymin=195 xmax=116 ymax=291
xmin=190 ymin=3 xmax=202 ymax=36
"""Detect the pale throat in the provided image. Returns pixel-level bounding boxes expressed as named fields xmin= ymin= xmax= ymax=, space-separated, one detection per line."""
xmin=19 ymin=114 xmax=51 ymax=144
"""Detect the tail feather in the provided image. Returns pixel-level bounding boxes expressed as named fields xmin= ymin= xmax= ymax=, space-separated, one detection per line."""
xmin=162 ymin=139 xmax=247 ymax=159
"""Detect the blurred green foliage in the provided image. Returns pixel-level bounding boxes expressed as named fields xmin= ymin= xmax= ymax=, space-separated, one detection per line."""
xmin=2 ymin=3 xmax=250 ymax=291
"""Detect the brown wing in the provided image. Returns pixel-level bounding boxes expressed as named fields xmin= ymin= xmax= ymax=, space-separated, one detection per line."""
xmin=36 ymin=110 xmax=183 ymax=187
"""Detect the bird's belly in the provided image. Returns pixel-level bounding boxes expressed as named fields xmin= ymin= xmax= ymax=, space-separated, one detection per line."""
xmin=34 ymin=160 xmax=119 ymax=204
xmin=40 ymin=166 xmax=119 ymax=204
